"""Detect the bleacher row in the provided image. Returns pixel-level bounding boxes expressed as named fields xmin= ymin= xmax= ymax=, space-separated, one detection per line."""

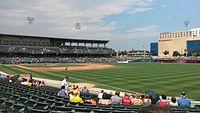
xmin=0 ymin=57 xmax=117 ymax=64
xmin=0 ymin=45 xmax=114 ymax=55
xmin=0 ymin=79 xmax=200 ymax=113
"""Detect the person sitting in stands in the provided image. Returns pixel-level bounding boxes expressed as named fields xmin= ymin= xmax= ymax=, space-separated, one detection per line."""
xmin=138 ymin=105 xmax=173 ymax=113
xmin=177 ymin=92 xmax=191 ymax=107
xmin=169 ymin=97 xmax=178 ymax=106
xmin=70 ymin=90 xmax=84 ymax=104
xmin=132 ymin=94 xmax=144 ymax=105
xmin=98 ymin=90 xmax=104 ymax=99
xmin=80 ymin=86 xmax=89 ymax=97
xmin=86 ymin=96 xmax=97 ymax=106
xmin=157 ymin=94 xmax=169 ymax=106
xmin=39 ymin=80 xmax=45 ymax=87
xmin=122 ymin=92 xmax=132 ymax=105
xmin=27 ymin=79 xmax=33 ymax=87
xmin=98 ymin=92 xmax=111 ymax=105
xmin=111 ymin=91 xmax=122 ymax=105
xmin=0 ymin=74 xmax=5 ymax=80
xmin=143 ymin=94 xmax=152 ymax=106
xmin=57 ymin=86 xmax=68 ymax=98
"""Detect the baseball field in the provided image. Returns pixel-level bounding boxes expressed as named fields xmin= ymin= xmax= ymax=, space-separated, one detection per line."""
xmin=0 ymin=62 xmax=200 ymax=100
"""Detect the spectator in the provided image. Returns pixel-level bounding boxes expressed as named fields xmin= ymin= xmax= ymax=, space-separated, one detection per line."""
xmin=98 ymin=90 xmax=104 ymax=99
xmin=72 ymin=85 xmax=80 ymax=97
xmin=143 ymin=95 xmax=152 ymax=106
xmin=0 ymin=73 xmax=5 ymax=80
xmin=98 ymin=92 xmax=111 ymax=105
xmin=111 ymin=91 xmax=122 ymax=105
xmin=27 ymin=79 xmax=33 ymax=87
xmin=57 ymin=86 xmax=68 ymax=98
xmin=69 ymin=90 xmax=84 ymax=104
xmin=122 ymin=92 xmax=132 ymax=105
xmin=29 ymin=73 xmax=32 ymax=81
xmin=86 ymin=96 xmax=97 ymax=106
xmin=39 ymin=80 xmax=45 ymax=87
xmin=138 ymin=105 xmax=173 ymax=113
xmin=21 ymin=78 xmax=28 ymax=85
xmin=107 ymin=91 xmax=113 ymax=99
xmin=177 ymin=92 xmax=191 ymax=107
xmin=80 ymin=86 xmax=89 ymax=96
xmin=61 ymin=76 xmax=69 ymax=90
xmin=169 ymin=97 xmax=178 ymax=106
xmin=132 ymin=94 xmax=144 ymax=105
xmin=157 ymin=94 xmax=169 ymax=106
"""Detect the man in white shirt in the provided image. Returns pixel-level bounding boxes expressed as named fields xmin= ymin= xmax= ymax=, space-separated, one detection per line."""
xmin=61 ymin=76 xmax=69 ymax=90
xmin=98 ymin=90 xmax=104 ymax=99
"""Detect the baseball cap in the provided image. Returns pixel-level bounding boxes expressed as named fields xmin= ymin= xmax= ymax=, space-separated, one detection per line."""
xmin=181 ymin=92 xmax=186 ymax=96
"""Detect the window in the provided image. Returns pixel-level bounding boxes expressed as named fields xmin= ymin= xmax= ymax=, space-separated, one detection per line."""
xmin=10 ymin=40 xmax=15 ymax=45
xmin=22 ymin=41 xmax=27 ymax=45
xmin=2 ymin=40 xmax=9 ymax=45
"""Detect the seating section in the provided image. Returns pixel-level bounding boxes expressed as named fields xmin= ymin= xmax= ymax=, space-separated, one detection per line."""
xmin=0 ymin=45 xmax=114 ymax=55
xmin=0 ymin=45 xmax=117 ymax=64
xmin=0 ymin=79 xmax=200 ymax=113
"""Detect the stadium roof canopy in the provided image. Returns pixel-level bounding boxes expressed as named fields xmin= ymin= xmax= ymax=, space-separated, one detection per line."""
xmin=0 ymin=33 xmax=109 ymax=44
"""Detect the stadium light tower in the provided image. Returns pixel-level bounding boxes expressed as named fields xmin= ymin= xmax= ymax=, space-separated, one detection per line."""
xmin=143 ymin=44 xmax=147 ymax=60
xmin=27 ymin=16 xmax=34 ymax=36
xmin=184 ymin=21 xmax=190 ymax=30
xmin=75 ymin=22 xmax=81 ymax=30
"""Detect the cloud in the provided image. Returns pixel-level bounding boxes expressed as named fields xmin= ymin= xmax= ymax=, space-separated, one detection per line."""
xmin=129 ymin=7 xmax=154 ymax=14
xmin=162 ymin=4 xmax=167 ymax=8
xmin=0 ymin=0 xmax=157 ymax=50
xmin=128 ymin=0 xmax=154 ymax=14
xmin=126 ymin=25 xmax=158 ymax=39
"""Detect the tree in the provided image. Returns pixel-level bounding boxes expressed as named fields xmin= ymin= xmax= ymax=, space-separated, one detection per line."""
xmin=172 ymin=51 xmax=180 ymax=57
xmin=163 ymin=50 xmax=169 ymax=56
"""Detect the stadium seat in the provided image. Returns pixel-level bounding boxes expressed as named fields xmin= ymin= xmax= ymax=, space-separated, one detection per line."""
xmin=0 ymin=98 xmax=5 ymax=105
xmin=74 ymin=107 xmax=92 ymax=113
xmin=30 ymin=95 xmax=39 ymax=100
xmin=0 ymin=109 xmax=7 ymax=113
xmin=54 ymin=106 xmax=73 ymax=112
xmin=187 ymin=110 xmax=200 ymax=113
xmin=2 ymin=92 xmax=12 ymax=98
xmin=52 ymin=101 xmax=65 ymax=107
xmin=33 ymin=102 xmax=49 ymax=110
xmin=93 ymin=109 xmax=111 ymax=113
xmin=37 ymin=97 xmax=47 ymax=103
xmin=26 ymin=100 xmax=37 ymax=108
xmin=46 ymin=99 xmax=55 ymax=106
xmin=173 ymin=111 xmax=187 ymax=113
xmin=10 ymin=103 xmax=26 ymax=113
xmin=29 ymin=108 xmax=49 ymax=113
xmin=112 ymin=110 xmax=136 ymax=113
xmin=50 ymin=111 xmax=75 ymax=113
xmin=2 ymin=100 xmax=15 ymax=110
xmin=10 ymin=94 xmax=20 ymax=101
xmin=17 ymin=97 xmax=28 ymax=104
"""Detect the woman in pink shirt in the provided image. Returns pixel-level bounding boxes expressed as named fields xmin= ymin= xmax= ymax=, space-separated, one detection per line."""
xmin=122 ymin=92 xmax=132 ymax=105
xmin=157 ymin=94 xmax=169 ymax=106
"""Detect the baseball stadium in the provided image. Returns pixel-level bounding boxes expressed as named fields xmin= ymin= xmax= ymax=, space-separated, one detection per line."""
xmin=0 ymin=33 xmax=200 ymax=113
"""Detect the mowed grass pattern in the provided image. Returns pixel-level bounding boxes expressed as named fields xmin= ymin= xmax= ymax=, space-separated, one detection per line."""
xmin=0 ymin=63 xmax=200 ymax=100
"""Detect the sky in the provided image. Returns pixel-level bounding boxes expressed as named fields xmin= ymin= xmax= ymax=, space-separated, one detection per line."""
xmin=0 ymin=0 xmax=200 ymax=50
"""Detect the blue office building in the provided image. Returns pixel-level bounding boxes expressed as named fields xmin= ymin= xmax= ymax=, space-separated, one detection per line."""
xmin=187 ymin=40 xmax=200 ymax=52
xmin=150 ymin=42 xmax=158 ymax=56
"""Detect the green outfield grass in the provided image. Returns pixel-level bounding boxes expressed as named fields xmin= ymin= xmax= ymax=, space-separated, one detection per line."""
xmin=0 ymin=62 xmax=200 ymax=100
